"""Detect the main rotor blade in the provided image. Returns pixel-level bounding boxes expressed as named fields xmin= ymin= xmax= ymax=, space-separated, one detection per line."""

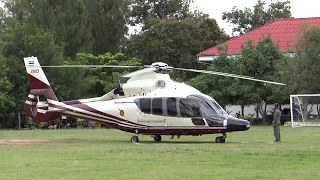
xmin=173 ymin=68 xmax=286 ymax=86
xmin=122 ymin=68 xmax=157 ymax=77
xmin=31 ymin=65 xmax=143 ymax=68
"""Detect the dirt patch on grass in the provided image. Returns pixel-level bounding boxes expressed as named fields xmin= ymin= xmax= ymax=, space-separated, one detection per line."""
xmin=0 ymin=139 xmax=50 ymax=144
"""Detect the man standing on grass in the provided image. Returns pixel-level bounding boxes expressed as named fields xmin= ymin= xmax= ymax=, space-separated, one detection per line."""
xmin=272 ymin=103 xmax=281 ymax=142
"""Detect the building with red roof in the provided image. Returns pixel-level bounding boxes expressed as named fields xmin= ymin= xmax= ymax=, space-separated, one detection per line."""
xmin=197 ymin=17 xmax=320 ymax=63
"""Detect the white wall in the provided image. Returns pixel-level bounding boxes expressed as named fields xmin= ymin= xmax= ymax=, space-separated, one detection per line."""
xmin=226 ymin=104 xmax=291 ymax=118
xmin=226 ymin=104 xmax=319 ymax=118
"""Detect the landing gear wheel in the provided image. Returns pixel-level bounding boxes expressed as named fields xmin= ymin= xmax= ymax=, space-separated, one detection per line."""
xmin=215 ymin=136 xmax=225 ymax=143
xmin=154 ymin=135 xmax=162 ymax=142
xmin=131 ymin=136 xmax=139 ymax=143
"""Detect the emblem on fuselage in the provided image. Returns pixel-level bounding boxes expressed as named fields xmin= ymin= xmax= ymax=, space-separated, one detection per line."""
xmin=119 ymin=109 xmax=125 ymax=116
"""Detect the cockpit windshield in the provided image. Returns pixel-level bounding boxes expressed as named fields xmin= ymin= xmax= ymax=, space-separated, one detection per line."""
xmin=206 ymin=99 xmax=228 ymax=115
xmin=187 ymin=94 xmax=228 ymax=116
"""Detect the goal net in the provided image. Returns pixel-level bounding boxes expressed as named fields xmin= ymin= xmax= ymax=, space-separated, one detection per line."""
xmin=289 ymin=94 xmax=320 ymax=127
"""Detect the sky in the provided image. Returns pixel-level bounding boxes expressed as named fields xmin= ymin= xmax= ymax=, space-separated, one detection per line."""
xmin=193 ymin=0 xmax=320 ymax=35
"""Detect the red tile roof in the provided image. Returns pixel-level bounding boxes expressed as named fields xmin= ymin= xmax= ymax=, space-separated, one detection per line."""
xmin=199 ymin=17 xmax=320 ymax=56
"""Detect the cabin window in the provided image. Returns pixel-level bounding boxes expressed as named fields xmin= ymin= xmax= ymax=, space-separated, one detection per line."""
xmin=140 ymin=98 xmax=151 ymax=113
xmin=179 ymin=99 xmax=201 ymax=117
xmin=166 ymin=98 xmax=177 ymax=116
xmin=152 ymin=98 xmax=163 ymax=115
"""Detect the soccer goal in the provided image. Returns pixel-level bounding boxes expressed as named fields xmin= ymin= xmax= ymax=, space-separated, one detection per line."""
xmin=289 ymin=94 xmax=320 ymax=127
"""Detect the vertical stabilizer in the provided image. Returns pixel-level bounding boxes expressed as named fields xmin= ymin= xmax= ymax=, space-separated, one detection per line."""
xmin=24 ymin=57 xmax=60 ymax=122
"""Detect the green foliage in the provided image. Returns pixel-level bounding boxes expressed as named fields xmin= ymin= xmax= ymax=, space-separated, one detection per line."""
xmin=2 ymin=0 xmax=93 ymax=58
xmin=290 ymin=26 xmax=320 ymax=94
xmin=0 ymin=42 xmax=15 ymax=118
xmin=188 ymin=36 xmax=287 ymax=122
xmin=126 ymin=18 xmax=228 ymax=81
xmin=1 ymin=23 xmax=64 ymax=112
xmin=1 ymin=0 xmax=131 ymax=58
xmin=74 ymin=52 xmax=142 ymax=97
xmin=188 ymin=54 xmax=245 ymax=106
xmin=87 ymin=0 xmax=130 ymax=55
xmin=129 ymin=0 xmax=195 ymax=26
xmin=284 ymin=25 xmax=320 ymax=118
xmin=239 ymin=36 xmax=288 ymax=121
xmin=222 ymin=0 xmax=292 ymax=36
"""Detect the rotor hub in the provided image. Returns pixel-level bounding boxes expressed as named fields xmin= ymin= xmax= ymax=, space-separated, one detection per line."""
xmin=149 ymin=62 xmax=172 ymax=72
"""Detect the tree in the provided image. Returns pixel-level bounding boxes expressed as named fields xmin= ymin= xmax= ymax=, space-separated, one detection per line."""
xmin=239 ymin=37 xmax=287 ymax=122
xmin=1 ymin=23 xmax=65 ymax=118
xmin=188 ymin=36 xmax=287 ymax=123
xmin=1 ymin=0 xmax=93 ymax=59
xmin=288 ymin=25 xmax=320 ymax=118
xmin=126 ymin=18 xmax=229 ymax=81
xmin=75 ymin=52 xmax=142 ymax=98
xmin=187 ymin=49 xmax=257 ymax=115
xmin=0 ymin=42 xmax=15 ymax=126
xmin=187 ymin=54 xmax=251 ymax=107
xmin=222 ymin=0 xmax=292 ymax=36
xmin=129 ymin=0 xmax=194 ymax=26
xmin=87 ymin=0 xmax=131 ymax=55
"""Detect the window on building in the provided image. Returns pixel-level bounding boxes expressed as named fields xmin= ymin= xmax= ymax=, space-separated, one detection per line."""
xmin=179 ymin=99 xmax=201 ymax=117
xmin=152 ymin=98 xmax=163 ymax=115
xmin=140 ymin=98 xmax=151 ymax=113
xmin=166 ymin=98 xmax=177 ymax=116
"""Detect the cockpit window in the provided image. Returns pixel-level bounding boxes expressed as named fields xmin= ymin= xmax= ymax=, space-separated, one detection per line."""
xmin=140 ymin=98 xmax=151 ymax=113
xmin=179 ymin=99 xmax=201 ymax=117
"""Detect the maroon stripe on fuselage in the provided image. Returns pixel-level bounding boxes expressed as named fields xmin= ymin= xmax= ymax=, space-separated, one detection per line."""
xmin=48 ymin=102 xmax=146 ymax=127
xmin=60 ymin=111 xmax=133 ymax=129
xmin=70 ymin=102 xmax=143 ymax=126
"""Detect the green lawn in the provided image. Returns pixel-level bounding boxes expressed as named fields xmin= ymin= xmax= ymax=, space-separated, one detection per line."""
xmin=0 ymin=126 xmax=319 ymax=180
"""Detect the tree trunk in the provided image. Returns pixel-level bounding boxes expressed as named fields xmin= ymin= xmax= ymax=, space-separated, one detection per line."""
xmin=241 ymin=105 xmax=244 ymax=116
xmin=257 ymin=102 xmax=267 ymax=124
xmin=263 ymin=103 xmax=267 ymax=124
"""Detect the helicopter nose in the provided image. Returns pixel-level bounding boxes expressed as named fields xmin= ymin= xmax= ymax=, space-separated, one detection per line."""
xmin=226 ymin=116 xmax=250 ymax=131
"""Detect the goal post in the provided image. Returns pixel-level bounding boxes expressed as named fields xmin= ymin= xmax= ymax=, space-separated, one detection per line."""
xmin=289 ymin=94 xmax=320 ymax=127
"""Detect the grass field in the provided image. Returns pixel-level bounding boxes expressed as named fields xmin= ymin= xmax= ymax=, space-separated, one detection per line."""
xmin=0 ymin=126 xmax=319 ymax=180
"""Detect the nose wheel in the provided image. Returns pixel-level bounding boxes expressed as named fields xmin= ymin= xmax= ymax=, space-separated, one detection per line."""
xmin=131 ymin=129 xmax=139 ymax=143
xmin=215 ymin=136 xmax=225 ymax=143
xmin=215 ymin=133 xmax=227 ymax=143
xmin=131 ymin=135 xmax=139 ymax=143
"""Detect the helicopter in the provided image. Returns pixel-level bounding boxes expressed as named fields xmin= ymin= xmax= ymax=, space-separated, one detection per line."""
xmin=23 ymin=56 xmax=286 ymax=143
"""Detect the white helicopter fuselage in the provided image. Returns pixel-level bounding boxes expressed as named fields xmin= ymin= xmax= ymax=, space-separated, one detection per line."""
xmin=57 ymin=73 xmax=211 ymax=130
xmin=23 ymin=57 xmax=250 ymax=142
xmin=46 ymin=72 xmax=249 ymax=136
